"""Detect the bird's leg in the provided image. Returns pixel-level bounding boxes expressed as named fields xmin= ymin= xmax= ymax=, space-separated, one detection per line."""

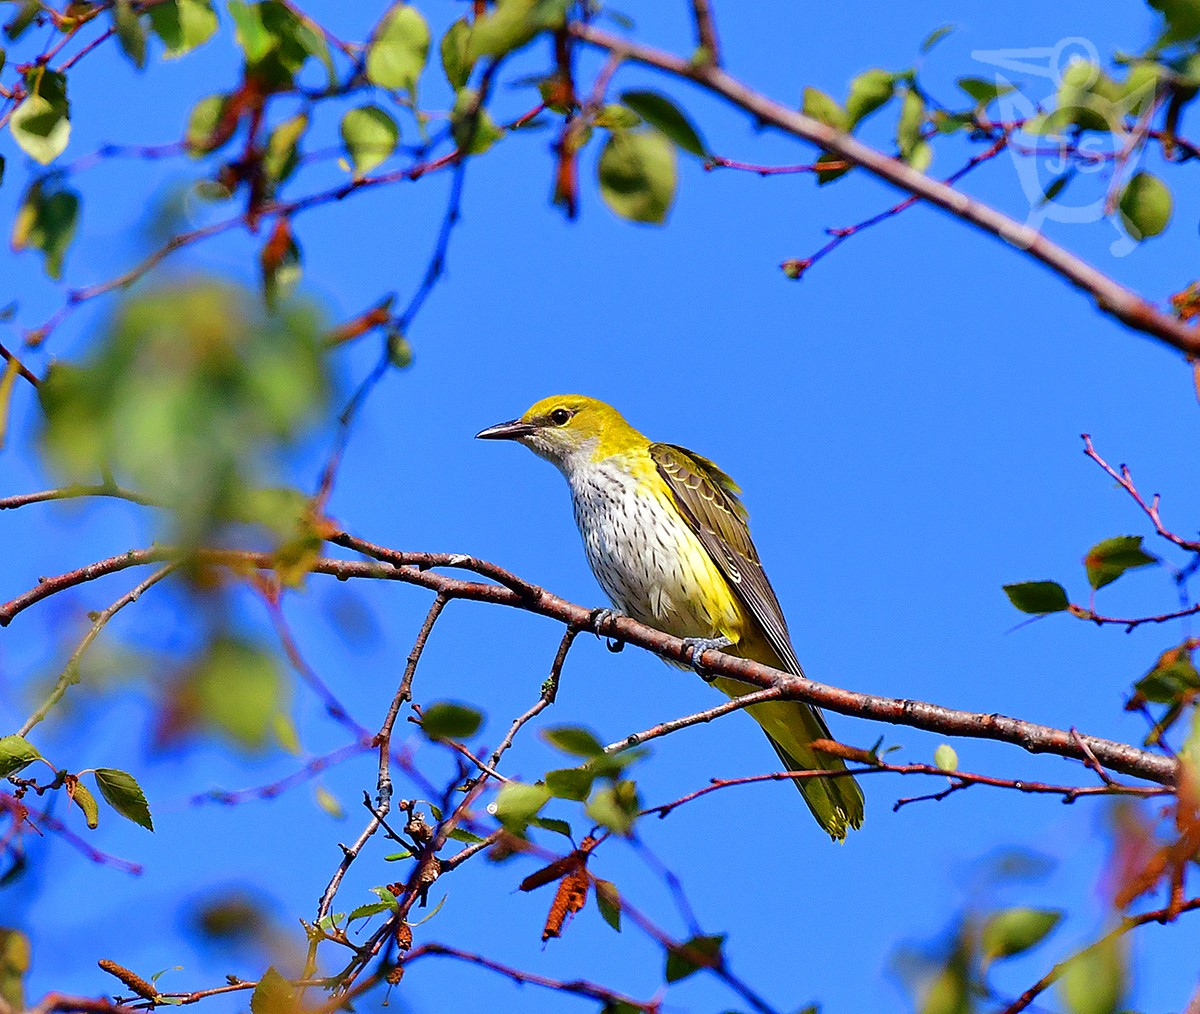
xmin=681 ymin=635 xmax=733 ymax=680
xmin=589 ymin=607 xmax=625 ymax=653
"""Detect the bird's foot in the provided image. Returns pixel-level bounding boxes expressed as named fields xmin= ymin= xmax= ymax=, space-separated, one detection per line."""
xmin=681 ymin=635 xmax=733 ymax=680
xmin=589 ymin=608 xmax=625 ymax=653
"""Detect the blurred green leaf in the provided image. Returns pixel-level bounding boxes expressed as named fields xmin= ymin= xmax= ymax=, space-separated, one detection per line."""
xmin=546 ymin=766 xmax=595 ymax=801
xmin=896 ymin=87 xmax=931 ymax=169
xmin=148 ymin=0 xmax=218 ymax=58
xmin=113 ymin=0 xmax=148 ymax=69
xmin=1084 ymin=536 xmax=1158 ymax=589
xmin=451 ymin=88 xmax=502 ymax=154
xmin=467 ymin=0 xmax=568 ymax=59
xmin=185 ymin=93 xmax=235 ymax=156
xmin=0 ymin=735 xmax=41 ymax=779
xmin=9 ymin=70 xmax=70 ymax=164
xmin=340 ymin=104 xmax=399 ymax=175
xmin=367 ymin=3 xmax=430 ymax=97
xmin=957 ymin=76 xmax=1015 ymax=108
xmin=665 ymin=934 xmax=724 ymax=982
xmin=595 ymin=878 xmax=621 ymax=931
xmin=261 ymin=225 xmax=302 ymax=310
xmin=920 ymin=25 xmax=954 ymax=53
xmin=530 ymin=816 xmax=573 ymax=838
xmin=1150 ymin=0 xmax=1200 ymax=44
xmin=933 ymin=744 xmax=958 ymax=772
xmin=1118 ymin=173 xmax=1172 ymax=240
xmin=228 ymin=2 xmax=329 ymax=87
xmin=542 ymin=725 xmax=605 ymax=756
xmin=802 ymin=86 xmax=849 ymax=131
xmin=980 ymin=908 xmax=1062 ymax=967
xmin=188 ymin=638 xmax=288 ymax=753
xmin=250 ymin=967 xmax=297 ymax=1014
xmin=440 ymin=18 xmax=474 ymax=90
xmin=598 ymin=128 xmax=677 ymax=225
xmin=93 ymin=768 xmax=154 ymax=831
xmin=314 ymin=785 xmax=344 ymax=820
xmin=11 ymin=179 xmax=79 ymax=279
xmin=585 ymin=780 xmax=640 ymax=836
xmin=1058 ymin=936 xmax=1126 ymax=1014
xmin=263 ymin=113 xmax=308 ymax=187
xmin=846 ymin=69 xmax=895 ymax=126
xmin=1003 ymin=581 xmax=1069 ymax=614
xmin=492 ymin=781 xmax=551 ymax=831
xmin=919 ymin=938 xmax=973 ymax=1014
xmin=619 ymin=90 xmax=708 ymax=157
xmin=0 ymin=929 xmax=29 ymax=1012
xmin=421 ymin=702 xmax=484 ymax=740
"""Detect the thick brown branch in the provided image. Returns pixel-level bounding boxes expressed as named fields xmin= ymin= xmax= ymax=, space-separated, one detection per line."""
xmin=568 ymin=23 xmax=1200 ymax=359
xmin=0 ymin=543 xmax=1178 ymax=785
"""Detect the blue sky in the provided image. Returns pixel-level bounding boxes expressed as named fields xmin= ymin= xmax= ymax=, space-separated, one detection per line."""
xmin=3 ymin=1 xmax=1199 ymax=1012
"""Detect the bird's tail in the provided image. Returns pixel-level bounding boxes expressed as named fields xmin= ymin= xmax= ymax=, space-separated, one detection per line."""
xmin=714 ymin=679 xmax=865 ymax=840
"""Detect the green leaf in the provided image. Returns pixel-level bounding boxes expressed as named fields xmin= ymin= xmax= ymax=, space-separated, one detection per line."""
xmin=385 ymin=849 xmax=413 ymax=861
xmin=0 ymin=735 xmax=41 ymax=779
xmin=920 ymin=24 xmax=954 ymax=53
xmin=451 ymin=88 xmax=502 ymax=154
xmin=619 ymin=90 xmax=708 ymax=157
xmin=0 ymin=928 xmax=29 ymax=1011
xmin=1134 ymin=645 xmax=1200 ymax=704
xmin=585 ymin=780 xmax=640 ymax=836
xmin=896 ymin=88 xmax=928 ymax=168
xmin=542 ymin=725 xmax=605 ymax=757
xmin=250 ymin=967 xmax=297 ymax=1014
xmin=920 ymin=940 xmax=972 ymax=1014
xmin=347 ymin=900 xmax=393 ymax=922
xmin=595 ymin=878 xmax=621 ymax=931
xmin=1058 ymin=936 xmax=1126 ymax=1014
xmin=421 ymin=702 xmax=483 ymax=740
xmin=447 ymin=827 xmax=485 ymax=844
xmin=263 ymin=112 xmax=308 ymax=187
xmin=314 ymin=784 xmax=344 ymax=820
xmin=845 ymin=69 xmax=895 ymax=127
xmin=492 ymin=781 xmax=550 ymax=831
xmin=440 ymin=18 xmax=474 ymax=90
xmin=340 ymin=105 xmax=399 ymax=175
xmin=665 ymin=934 xmax=725 ymax=982
xmin=10 ymin=71 xmax=70 ymax=165
xmin=981 ymin=908 xmax=1062 ymax=966
xmin=530 ymin=816 xmax=573 ymax=838
xmin=1003 ymin=581 xmax=1069 ymax=614
xmin=933 ymin=744 xmax=958 ymax=772
xmin=1038 ymin=170 xmax=1074 ymax=207
xmin=467 ymin=0 xmax=568 ymax=60
xmin=366 ymin=3 xmax=430 ymax=97
xmin=597 ymin=128 xmax=677 ymax=225
xmin=1118 ymin=172 xmax=1172 ymax=240
xmin=113 ymin=0 xmax=148 ymax=69
xmin=802 ymin=86 xmax=848 ymax=131
xmin=71 ymin=782 xmax=100 ymax=829
xmin=958 ymin=76 xmax=1015 ymax=108
xmin=148 ymin=0 xmax=218 ymax=59
xmin=369 ymin=885 xmax=400 ymax=910
xmin=93 ymin=768 xmax=154 ymax=831
xmin=546 ymin=766 xmax=595 ymax=802
xmin=1084 ymin=536 xmax=1158 ymax=589
xmin=185 ymin=93 xmax=235 ymax=156
xmin=815 ymin=151 xmax=850 ymax=186
xmin=1150 ymin=0 xmax=1200 ymax=45
xmin=261 ymin=227 xmax=301 ymax=310
xmin=11 ymin=180 xmax=79 ymax=280
xmin=595 ymin=104 xmax=640 ymax=130
xmin=191 ymin=638 xmax=287 ymax=752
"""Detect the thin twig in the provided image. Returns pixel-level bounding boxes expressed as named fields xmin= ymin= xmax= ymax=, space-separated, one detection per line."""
xmin=605 ymin=686 xmax=784 ymax=754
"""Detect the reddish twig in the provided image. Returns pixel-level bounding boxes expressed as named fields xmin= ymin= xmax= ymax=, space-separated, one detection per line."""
xmin=1082 ymin=434 xmax=1200 ymax=553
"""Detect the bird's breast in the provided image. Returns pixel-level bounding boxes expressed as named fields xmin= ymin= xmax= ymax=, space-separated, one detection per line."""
xmin=567 ymin=461 xmax=743 ymax=642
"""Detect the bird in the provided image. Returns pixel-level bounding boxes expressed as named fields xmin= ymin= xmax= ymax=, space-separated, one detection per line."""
xmin=476 ymin=395 xmax=864 ymax=840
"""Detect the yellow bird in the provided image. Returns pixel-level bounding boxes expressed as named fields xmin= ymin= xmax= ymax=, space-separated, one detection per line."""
xmin=477 ymin=395 xmax=864 ymax=840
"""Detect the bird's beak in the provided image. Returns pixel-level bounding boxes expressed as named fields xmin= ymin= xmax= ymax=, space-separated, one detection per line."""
xmin=475 ymin=418 xmax=536 ymax=441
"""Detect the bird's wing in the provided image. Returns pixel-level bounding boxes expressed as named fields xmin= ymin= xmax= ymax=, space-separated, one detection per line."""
xmin=649 ymin=442 xmax=804 ymax=676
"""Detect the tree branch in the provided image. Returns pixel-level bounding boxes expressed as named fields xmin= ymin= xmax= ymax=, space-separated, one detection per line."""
xmin=568 ymin=23 xmax=1200 ymax=359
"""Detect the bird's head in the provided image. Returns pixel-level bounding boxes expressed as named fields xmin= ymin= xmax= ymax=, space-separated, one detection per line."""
xmin=475 ymin=395 xmax=645 ymax=470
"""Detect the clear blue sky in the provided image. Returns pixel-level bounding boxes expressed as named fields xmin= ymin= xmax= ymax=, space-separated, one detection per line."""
xmin=3 ymin=2 xmax=1199 ymax=1011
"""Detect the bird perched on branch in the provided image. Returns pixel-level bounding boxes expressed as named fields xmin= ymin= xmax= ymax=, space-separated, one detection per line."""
xmin=476 ymin=395 xmax=864 ymax=840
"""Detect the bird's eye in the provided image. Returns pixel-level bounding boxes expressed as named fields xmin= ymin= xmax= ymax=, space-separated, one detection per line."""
xmin=549 ymin=408 xmax=572 ymax=426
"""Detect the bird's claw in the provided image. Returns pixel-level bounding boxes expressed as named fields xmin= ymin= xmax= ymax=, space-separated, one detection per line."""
xmin=682 ymin=635 xmax=733 ymax=680
xmin=589 ymin=608 xmax=624 ymax=653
